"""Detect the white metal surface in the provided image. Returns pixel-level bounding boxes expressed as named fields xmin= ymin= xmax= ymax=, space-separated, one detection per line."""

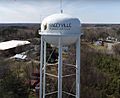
xmin=39 ymin=13 xmax=81 ymax=98
xmin=39 ymin=13 xmax=81 ymax=46
xmin=76 ymin=37 xmax=80 ymax=98
xmin=62 ymin=91 xmax=76 ymax=97
xmin=40 ymin=13 xmax=80 ymax=35
xmin=42 ymin=36 xmax=79 ymax=46
xmin=45 ymin=73 xmax=58 ymax=78
xmin=58 ymin=37 xmax=63 ymax=98
xmin=39 ymin=37 xmax=81 ymax=98
xmin=45 ymin=91 xmax=58 ymax=96
xmin=43 ymin=42 xmax=46 ymax=98
xmin=40 ymin=36 xmax=43 ymax=98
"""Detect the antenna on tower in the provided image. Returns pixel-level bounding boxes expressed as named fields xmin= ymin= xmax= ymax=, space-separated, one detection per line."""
xmin=60 ymin=0 xmax=63 ymax=13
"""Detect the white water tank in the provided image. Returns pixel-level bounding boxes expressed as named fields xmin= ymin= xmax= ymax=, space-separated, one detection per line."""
xmin=39 ymin=13 xmax=81 ymax=46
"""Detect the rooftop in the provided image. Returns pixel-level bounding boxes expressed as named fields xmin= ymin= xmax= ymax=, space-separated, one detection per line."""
xmin=0 ymin=40 xmax=30 ymax=50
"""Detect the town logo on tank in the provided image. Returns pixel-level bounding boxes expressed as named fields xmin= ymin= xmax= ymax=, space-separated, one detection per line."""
xmin=49 ymin=23 xmax=71 ymax=30
xmin=43 ymin=23 xmax=47 ymax=30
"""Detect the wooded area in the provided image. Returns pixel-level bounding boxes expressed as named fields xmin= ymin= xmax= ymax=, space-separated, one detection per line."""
xmin=0 ymin=24 xmax=120 ymax=98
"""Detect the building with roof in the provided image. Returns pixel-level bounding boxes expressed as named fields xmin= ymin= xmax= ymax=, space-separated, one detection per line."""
xmin=0 ymin=40 xmax=30 ymax=57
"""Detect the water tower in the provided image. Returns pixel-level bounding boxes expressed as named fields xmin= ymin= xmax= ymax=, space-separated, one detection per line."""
xmin=39 ymin=13 xmax=81 ymax=98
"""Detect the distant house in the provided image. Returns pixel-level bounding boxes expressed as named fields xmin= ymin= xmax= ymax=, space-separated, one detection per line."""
xmin=94 ymin=38 xmax=104 ymax=46
xmin=13 ymin=54 xmax=27 ymax=61
xmin=106 ymin=36 xmax=117 ymax=42
xmin=94 ymin=41 xmax=102 ymax=46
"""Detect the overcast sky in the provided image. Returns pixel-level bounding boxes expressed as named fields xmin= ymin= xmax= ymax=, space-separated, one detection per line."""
xmin=0 ymin=0 xmax=120 ymax=23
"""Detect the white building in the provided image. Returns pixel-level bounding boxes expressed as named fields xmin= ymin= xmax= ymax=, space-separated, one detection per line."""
xmin=0 ymin=40 xmax=30 ymax=50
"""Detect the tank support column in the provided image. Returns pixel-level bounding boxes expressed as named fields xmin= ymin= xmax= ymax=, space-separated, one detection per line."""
xmin=76 ymin=37 xmax=80 ymax=98
xmin=58 ymin=37 xmax=62 ymax=98
xmin=43 ymin=41 xmax=46 ymax=98
xmin=40 ymin=36 xmax=44 ymax=98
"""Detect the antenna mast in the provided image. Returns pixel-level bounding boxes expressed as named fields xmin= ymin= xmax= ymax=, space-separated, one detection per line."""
xmin=60 ymin=0 xmax=63 ymax=13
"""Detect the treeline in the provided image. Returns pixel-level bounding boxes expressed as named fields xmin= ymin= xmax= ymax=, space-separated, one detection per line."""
xmin=0 ymin=59 xmax=30 ymax=98
xmin=82 ymin=25 xmax=120 ymax=41
xmin=53 ymin=43 xmax=120 ymax=98
xmin=80 ymin=43 xmax=120 ymax=98
xmin=0 ymin=25 xmax=40 ymax=42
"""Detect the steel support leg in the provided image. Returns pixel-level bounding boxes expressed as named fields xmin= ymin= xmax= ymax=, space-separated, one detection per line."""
xmin=76 ymin=37 xmax=80 ymax=98
xmin=43 ymin=41 xmax=46 ymax=98
xmin=40 ymin=36 xmax=43 ymax=98
xmin=58 ymin=38 xmax=62 ymax=98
